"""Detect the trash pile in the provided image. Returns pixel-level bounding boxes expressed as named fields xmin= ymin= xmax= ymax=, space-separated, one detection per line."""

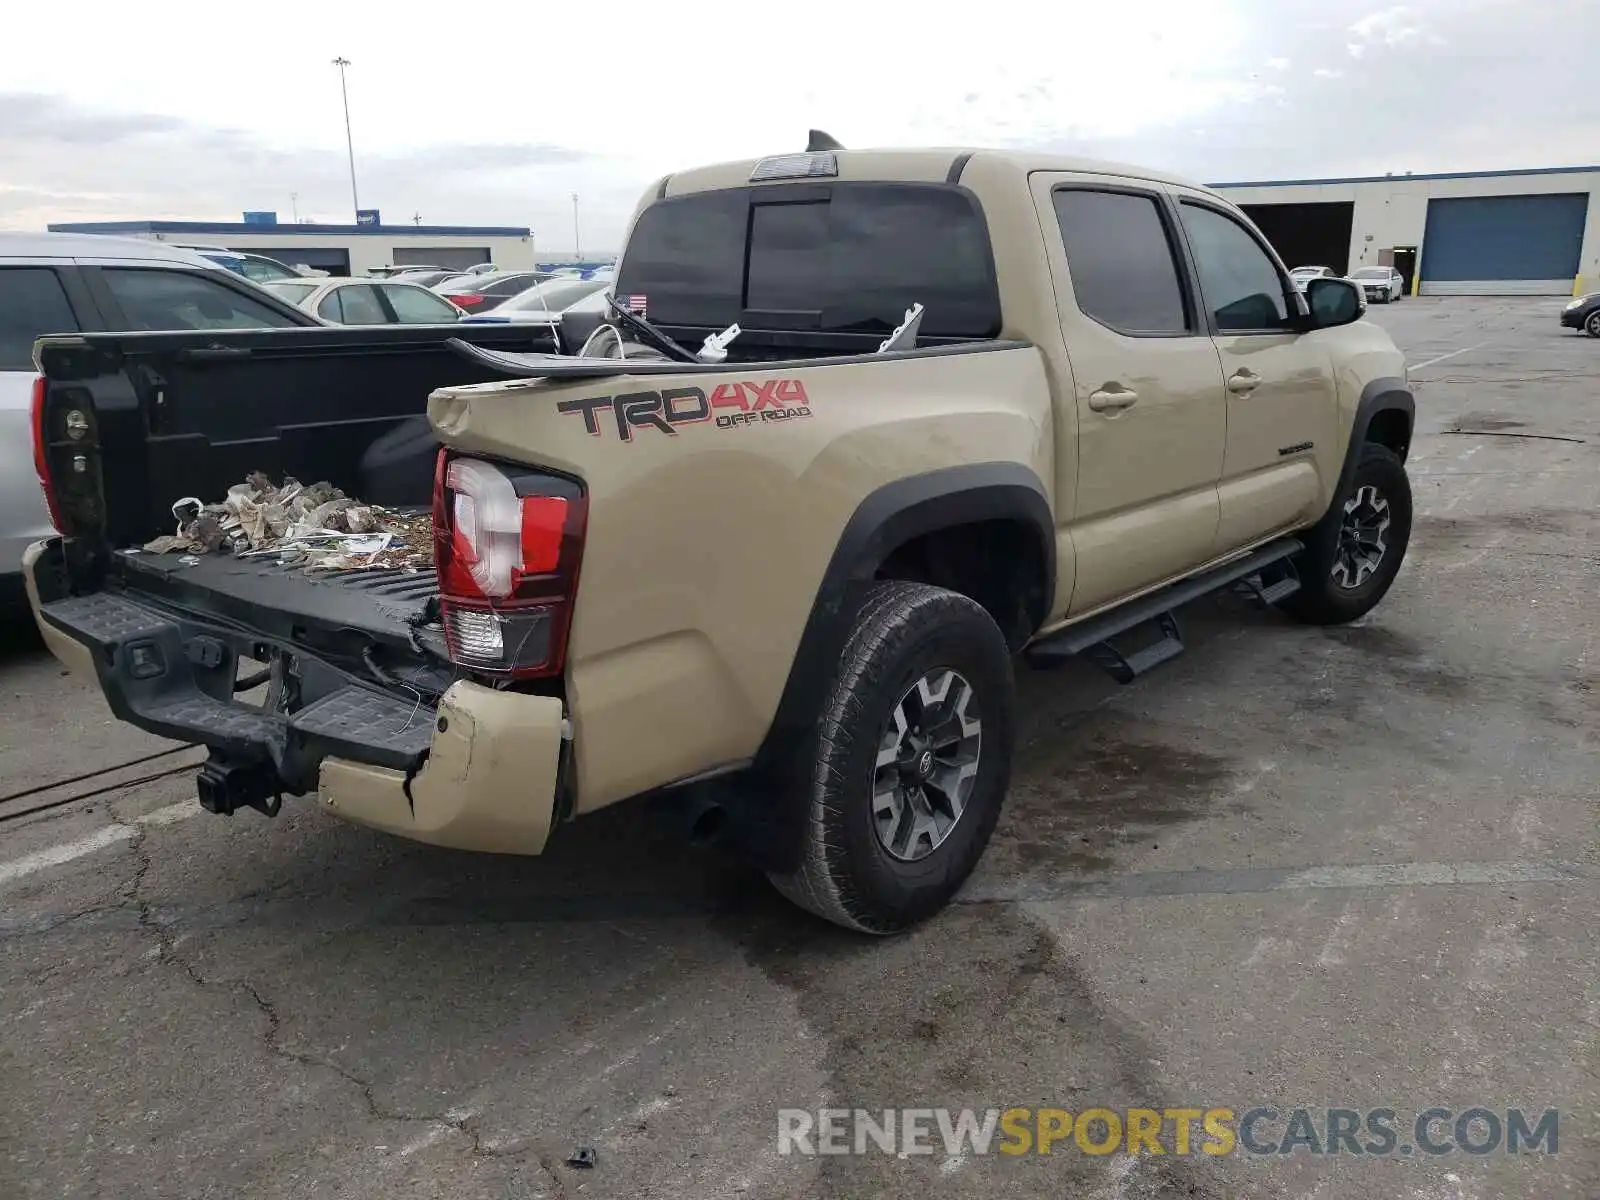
xmin=143 ymin=473 xmax=435 ymax=571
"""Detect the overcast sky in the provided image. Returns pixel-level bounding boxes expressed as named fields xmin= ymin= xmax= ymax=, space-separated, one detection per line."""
xmin=5 ymin=0 xmax=1595 ymax=250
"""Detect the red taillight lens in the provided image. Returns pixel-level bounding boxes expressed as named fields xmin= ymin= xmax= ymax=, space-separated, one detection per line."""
xmin=450 ymin=293 xmax=484 ymax=308
xmin=433 ymin=451 xmax=586 ymax=678
xmin=30 ymin=376 xmax=70 ymax=536
xmin=520 ymin=496 xmax=567 ymax=575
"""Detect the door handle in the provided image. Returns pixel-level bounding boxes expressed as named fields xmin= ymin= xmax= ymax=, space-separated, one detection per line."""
xmin=1227 ymin=369 xmax=1261 ymax=394
xmin=1088 ymin=386 xmax=1138 ymax=412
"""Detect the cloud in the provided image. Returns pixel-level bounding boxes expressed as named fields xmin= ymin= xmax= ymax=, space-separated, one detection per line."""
xmin=0 ymin=91 xmax=597 ymax=238
xmin=1 ymin=0 xmax=1596 ymax=242
xmin=0 ymin=93 xmax=184 ymax=145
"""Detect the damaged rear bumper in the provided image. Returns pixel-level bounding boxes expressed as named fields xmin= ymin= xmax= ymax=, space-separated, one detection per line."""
xmin=25 ymin=539 xmax=566 ymax=855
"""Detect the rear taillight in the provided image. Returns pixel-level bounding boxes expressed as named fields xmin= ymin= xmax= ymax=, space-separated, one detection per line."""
xmin=450 ymin=293 xmax=484 ymax=309
xmin=433 ymin=451 xmax=586 ymax=678
xmin=30 ymin=376 xmax=70 ymax=536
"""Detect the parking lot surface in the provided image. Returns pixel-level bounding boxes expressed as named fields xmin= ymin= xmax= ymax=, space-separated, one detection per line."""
xmin=1 ymin=297 xmax=1595 ymax=1199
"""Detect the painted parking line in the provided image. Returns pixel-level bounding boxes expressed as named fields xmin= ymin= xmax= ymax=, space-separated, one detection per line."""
xmin=0 ymin=801 xmax=200 ymax=889
xmin=1408 ymin=342 xmax=1486 ymax=371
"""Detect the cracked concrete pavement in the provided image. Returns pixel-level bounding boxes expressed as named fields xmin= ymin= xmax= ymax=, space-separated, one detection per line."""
xmin=1 ymin=297 xmax=1596 ymax=1199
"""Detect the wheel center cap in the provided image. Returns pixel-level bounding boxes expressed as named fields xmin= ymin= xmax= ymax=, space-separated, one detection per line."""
xmin=916 ymin=749 xmax=935 ymax=779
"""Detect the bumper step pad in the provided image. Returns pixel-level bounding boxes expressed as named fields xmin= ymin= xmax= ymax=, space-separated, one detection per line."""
xmin=38 ymin=591 xmax=436 ymax=788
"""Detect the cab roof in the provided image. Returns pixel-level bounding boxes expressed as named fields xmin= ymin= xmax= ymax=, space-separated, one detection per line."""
xmin=661 ymin=147 xmax=1213 ymax=199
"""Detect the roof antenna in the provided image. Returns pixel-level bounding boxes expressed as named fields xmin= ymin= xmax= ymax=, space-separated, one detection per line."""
xmin=807 ymin=129 xmax=845 ymax=152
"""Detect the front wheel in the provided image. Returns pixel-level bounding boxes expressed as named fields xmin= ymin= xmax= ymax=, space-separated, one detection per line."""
xmin=1283 ymin=443 xmax=1412 ymax=625
xmin=767 ymin=581 xmax=1015 ymax=934
xmin=1585 ymin=310 xmax=1600 ymax=338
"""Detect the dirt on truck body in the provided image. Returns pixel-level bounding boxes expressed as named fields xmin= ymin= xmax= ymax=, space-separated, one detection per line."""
xmin=28 ymin=138 xmax=1416 ymax=932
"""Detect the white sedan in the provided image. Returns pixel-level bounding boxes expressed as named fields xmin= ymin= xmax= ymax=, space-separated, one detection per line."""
xmin=261 ymin=277 xmax=467 ymax=324
xmin=1288 ymin=265 xmax=1339 ymax=293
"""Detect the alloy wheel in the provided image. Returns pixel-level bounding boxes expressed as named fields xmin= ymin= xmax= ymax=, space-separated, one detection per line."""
xmin=871 ymin=669 xmax=982 ymax=862
xmin=1332 ymin=484 xmax=1391 ymax=589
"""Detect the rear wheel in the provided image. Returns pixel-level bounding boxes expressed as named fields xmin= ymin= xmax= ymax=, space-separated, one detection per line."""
xmin=768 ymin=581 xmax=1014 ymax=934
xmin=1283 ymin=442 xmax=1412 ymax=625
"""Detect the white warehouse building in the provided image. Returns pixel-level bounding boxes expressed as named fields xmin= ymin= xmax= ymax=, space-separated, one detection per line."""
xmin=1212 ymin=165 xmax=1600 ymax=297
xmin=45 ymin=219 xmax=541 ymax=278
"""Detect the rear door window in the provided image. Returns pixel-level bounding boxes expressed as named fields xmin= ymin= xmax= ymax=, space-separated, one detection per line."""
xmin=101 ymin=268 xmax=302 ymax=330
xmin=381 ymin=284 xmax=461 ymax=323
xmin=615 ymin=183 xmax=1001 ymax=342
xmin=319 ymin=284 xmax=389 ymax=324
xmin=1052 ymin=189 xmax=1190 ymax=334
xmin=0 ymin=267 xmax=80 ymax=371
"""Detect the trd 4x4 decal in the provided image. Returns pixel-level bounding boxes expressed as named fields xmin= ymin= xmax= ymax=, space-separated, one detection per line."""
xmin=557 ymin=378 xmax=812 ymax=441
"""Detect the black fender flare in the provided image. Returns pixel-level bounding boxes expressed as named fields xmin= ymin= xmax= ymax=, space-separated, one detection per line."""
xmin=725 ymin=462 xmax=1054 ymax=871
xmin=1323 ymin=376 xmax=1415 ymax=522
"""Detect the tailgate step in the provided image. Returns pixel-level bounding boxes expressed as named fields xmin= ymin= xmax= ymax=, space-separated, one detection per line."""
xmin=145 ymin=692 xmax=287 ymax=744
xmin=292 ymin=687 xmax=434 ymax=760
xmin=38 ymin=591 xmax=436 ymax=788
xmin=43 ymin=592 xmax=174 ymax=645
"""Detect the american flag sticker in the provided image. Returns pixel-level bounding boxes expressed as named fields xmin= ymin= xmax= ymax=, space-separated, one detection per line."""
xmin=624 ymin=294 xmax=648 ymax=317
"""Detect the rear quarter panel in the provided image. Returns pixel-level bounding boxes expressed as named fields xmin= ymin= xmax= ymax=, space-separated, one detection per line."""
xmin=430 ymin=347 xmax=1053 ymax=812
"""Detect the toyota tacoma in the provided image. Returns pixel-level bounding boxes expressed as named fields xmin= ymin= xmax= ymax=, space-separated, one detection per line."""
xmin=27 ymin=139 xmax=1415 ymax=933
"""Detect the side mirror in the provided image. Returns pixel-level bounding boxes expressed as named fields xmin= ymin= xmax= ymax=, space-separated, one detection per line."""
xmin=1304 ymin=277 xmax=1365 ymax=328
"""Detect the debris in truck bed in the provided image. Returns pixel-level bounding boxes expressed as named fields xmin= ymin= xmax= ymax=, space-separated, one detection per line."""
xmin=143 ymin=474 xmax=435 ymax=571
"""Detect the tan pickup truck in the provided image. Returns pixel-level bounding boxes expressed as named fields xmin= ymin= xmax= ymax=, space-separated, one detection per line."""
xmin=28 ymin=138 xmax=1415 ymax=933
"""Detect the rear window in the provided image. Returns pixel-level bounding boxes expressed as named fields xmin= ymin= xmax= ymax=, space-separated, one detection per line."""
xmin=0 ymin=267 xmax=79 ymax=371
xmin=614 ymin=183 xmax=1001 ymax=342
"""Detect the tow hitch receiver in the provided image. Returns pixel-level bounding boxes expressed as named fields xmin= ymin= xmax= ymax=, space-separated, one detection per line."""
xmin=196 ymin=757 xmax=284 ymax=818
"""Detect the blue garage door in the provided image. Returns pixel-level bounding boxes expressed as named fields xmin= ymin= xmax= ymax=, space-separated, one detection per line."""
xmin=1419 ymin=193 xmax=1588 ymax=296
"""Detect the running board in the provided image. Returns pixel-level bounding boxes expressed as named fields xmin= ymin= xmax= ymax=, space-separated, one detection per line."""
xmin=1025 ymin=538 xmax=1303 ymax=680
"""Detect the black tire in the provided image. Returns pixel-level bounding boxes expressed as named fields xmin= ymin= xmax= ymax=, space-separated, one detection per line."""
xmin=767 ymin=580 xmax=1015 ymax=934
xmin=1284 ymin=442 xmax=1412 ymax=625
xmin=1585 ymin=311 xmax=1600 ymax=338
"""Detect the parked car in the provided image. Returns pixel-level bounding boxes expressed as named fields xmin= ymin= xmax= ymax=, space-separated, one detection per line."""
xmin=458 ymin=277 xmax=610 ymax=326
xmin=437 ymin=271 xmax=555 ymax=315
xmin=368 ymin=264 xmax=444 ymax=278
xmin=174 ymin=245 xmax=306 ymax=284
xmin=462 ymin=262 xmax=498 ymax=275
xmin=1 ymin=233 xmax=316 ymax=610
xmin=383 ymin=270 xmax=463 ymax=289
xmin=1559 ymin=291 xmax=1600 ymax=336
xmin=262 ymin=277 xmax=466 ymax=324
xmin=27 ymin=144 xmax=1415 ymax=933
xmin=1289 ymin=265 xmax=1339 ymax=292
xmin=1349 ymin=266 xmax=1405 ymax=303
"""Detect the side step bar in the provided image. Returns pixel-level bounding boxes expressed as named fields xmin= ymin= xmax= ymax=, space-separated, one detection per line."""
xmin=1025 ymin=538 xmax=1303 ymax=681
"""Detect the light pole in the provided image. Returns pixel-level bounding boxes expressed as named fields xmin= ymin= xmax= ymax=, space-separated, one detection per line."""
xmin=571 ymin=192 xmax=581 ymax=260
xmin=332 ymin=57 xmax=360 ymax=219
